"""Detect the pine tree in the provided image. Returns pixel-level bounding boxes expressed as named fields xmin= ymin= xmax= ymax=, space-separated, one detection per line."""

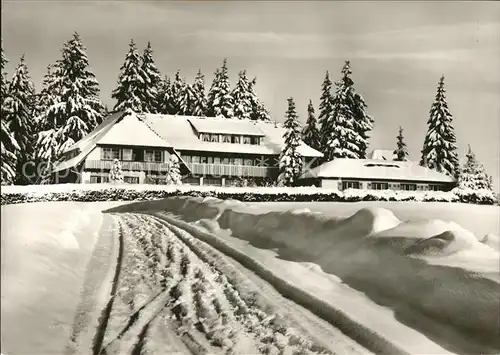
xmin=318 ymin=71 xmax=333 ymax=150
xmin=278 ymin=97 xmax=303 ymax=186
xmin=170 ymin=69 xmax=193 ymax=115
xmin=322 ymin=61 xmax=373 ymax=161
xmin=112 ymin=39 xmax=144 ymax=112
xmin=3 ymin=55 xmax=37 ymax=184
xmin=49 ymin=32 xmax=105 ymax=141
xmin=232 ymin=70 xmax=254 ymax=120
xmin=207 ymin=58 xmax=234 ymax=118
xmin=166 ymin=154 xmax=182 ymax=185
xmin=419 ymin=75 xmax=459 ymax=178
xmin=1 ymin=44 xmax=20 ymax=185
xmin=109 ymin=158 xmax=124 ymax=183
xmin=248 ymin=77 xmax=271 ymax=121
xmin=140 ymin=41 xmax=162 ymax=113
xmin=157 ymin=75 xmax=173 ymax=114
xmin=190 ymin=69 xmax=207 ymax=117
xmin=457 ymin=145 xmax=492 ymax=190
xmin=301 ymin=99 xmax=321 ymax=151
xmin=393 ymin=126 xmax=409 ymax=161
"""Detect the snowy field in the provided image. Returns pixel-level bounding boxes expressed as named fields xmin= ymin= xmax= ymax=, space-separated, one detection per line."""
xmin=2 ymin=198 xmax=499 ymax=355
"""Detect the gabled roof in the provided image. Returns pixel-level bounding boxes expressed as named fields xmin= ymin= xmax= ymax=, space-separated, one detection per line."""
xmin=54 ymin=111 xmax=128 ymax=173
xmin=98 ymin=113 xmax=171 ymax=148
xmin=188 ymin=116 xmax=266 ymax=136
xmin=143 ymin=114 xmax=323 ymax=157
xmin=301 ymin=158 xmax=455 ymax=183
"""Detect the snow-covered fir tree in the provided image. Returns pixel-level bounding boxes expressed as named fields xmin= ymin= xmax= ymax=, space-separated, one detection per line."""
xmin=109 ymin=159 xmax=124 ymax=183
xmin=1 ymin=119 xmax=20 ymax=185
xmin=207 ymin=59 xmax=234 ymax=118
xmin=190 ymin=69 xmax=207 ymax=117
xmin=47 ymin=32 xmax=104 ymax=141
xmin=457 ymin=145 xmax=492 ymax=190
xmin=170 ymin=70 xmax=193 ymax=115
xmin=166 ymin=154 xmax=182 ymax=185
xmin=157 ymin=75 xmax=173 ymax=114
xmin=393 ymin=126 xmax=409 ymax=161
xmin=318 ymin=71 xmax=333 ymax=150
xmin=232 ymin=70 xmax=254 ymax=120
xmin=248 ymin=77 xmax=271 ymax=121
xmin=301 ymin=99 xmax=321 ymax=151
xmin=322 ymin=61 xmax=373 ymax=161
xmin=3 ymin=55 xmax=37 ymax=184
xmin=278 ymin=97 xmax=303 ymax=187
xmin=140 ymin=41 xmax=162 ymax=113
xmin=419 ymin=75 xmax=459 ymax=178
xmin=34 ymin=33 xmax=104 ymax=182
xmin=112 ymin=39 xmax=144 ymax=112
xmin=1 ymin=44 xmax=20 ymax=185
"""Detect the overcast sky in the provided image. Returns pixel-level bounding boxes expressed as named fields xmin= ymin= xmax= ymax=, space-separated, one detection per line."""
xmin=2 ymin=1 xmax=500 ymax=187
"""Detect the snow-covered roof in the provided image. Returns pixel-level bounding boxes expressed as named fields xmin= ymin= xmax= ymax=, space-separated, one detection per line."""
xmin=53 ymin=111 xmax=127 ymax=173
xmin=301 ymin=158 xmax=456 ymax=183
xmin=143 ymin=114 xmax=323 ymax=157
xmin=188 ymin=117 xmax=266 ymax=136
xmin=53 ymin=111 xmax=323 ymax=174
xmin=98 ymin=113 xmax=171 ymax=148
xmin=370 ymin=149 xmax=396 ymax=161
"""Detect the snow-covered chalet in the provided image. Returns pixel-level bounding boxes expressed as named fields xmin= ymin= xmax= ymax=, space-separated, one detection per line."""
xmin=52 ymin=110 xmax=323 ymax=185
xmin=300 ymin=149 xmax=456 ymax=191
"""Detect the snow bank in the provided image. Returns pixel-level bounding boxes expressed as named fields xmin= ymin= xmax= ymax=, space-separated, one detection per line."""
xmin=2 ymin=183 xmax=497 ymax=205
xmin=106 ymin=196 xmax=500 ymax=353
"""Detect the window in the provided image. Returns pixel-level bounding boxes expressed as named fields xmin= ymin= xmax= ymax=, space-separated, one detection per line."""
xmin=371 ymin=182 xmax=389 ymax=190
xmin=122 ymin=148 xmax=133 ymax=161
xmin=222 ymin=135 xmax=231 ymax=143
xmin=342 ymin=181 xmax=360 ymax=190
xmin=145 ymin=150 xmax=162 ymax=162
xmin=210 ymin=134 xmax=220 ymax=143
xmin=251 ymin=137 xmax=260 ymax=145
xmin=232 ymin=135 xmax=241 ymax=144
xmin=204 ymin=177 xmax=222 ymax=186
xmin=102 ymin=148 xmax=120 ymax=160
xmin=90 ymin=175 xmax=109 ymax=183
xmin=192 ymin=156 xmax=200 ymax=163
xmin=124 ymin=176 xmax=139 ymax=184
xmin=428 ymin=184 xmax=442 ymax=191
xmin=243 ymin=158 xmax=254 ymax=166
xmin=221 ymin=157 xmax=230 ymax=165
xmin=213 ymin=157 xmax=221 ymax=164
xmin=200 ymin=156 xmax=208 ymax=164
xmin=183 ymin=177 xmax=200 ymax=185
xmin=183 ymin=155 xmax=192 ymax=163
xmin=201 ymin=133 xmax=211 ymax=142
xmin=401 ymin=183 xmax=417 ymax=191
xmin=233 ymin=158 xmax=243 ymax=166
xmin=206 ymin=156 xmax=214 ymax=164
xmin=243 ymin=136 xmax=252 ymax=145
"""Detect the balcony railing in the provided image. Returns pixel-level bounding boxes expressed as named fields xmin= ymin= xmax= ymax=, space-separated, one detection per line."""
xmin=85 ymin=160 xmax=170 ymax=172
xmin=84 ymin=160 xmax=278 ymax=178
xmin=185 ymin=163 xmax=278 ymax=178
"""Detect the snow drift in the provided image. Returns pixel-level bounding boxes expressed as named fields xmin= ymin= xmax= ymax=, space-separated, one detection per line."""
xmin=107 ymin=197 xmax=500 ymax=354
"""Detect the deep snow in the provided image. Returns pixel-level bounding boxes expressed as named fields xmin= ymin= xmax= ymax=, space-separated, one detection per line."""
xmin=108 ymin=197 xmax=500 ymax=354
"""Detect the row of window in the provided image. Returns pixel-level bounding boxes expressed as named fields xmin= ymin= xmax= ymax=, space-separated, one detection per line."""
xmin=89 ymin=175 xmax=139 ymax=184
xmin=341 ymin=181 xmax=444 ymax=191
xmin=182 ymin=155 xmax=277 ymax=167
xmin=101 ymin=148 xmax=163 ymax=163
xmin=200 ymin=133 xmax=261 ymax=145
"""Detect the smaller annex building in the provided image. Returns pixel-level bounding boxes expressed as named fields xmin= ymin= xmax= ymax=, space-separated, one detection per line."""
xmin=300 ymin=157 xmax=456 ymax=192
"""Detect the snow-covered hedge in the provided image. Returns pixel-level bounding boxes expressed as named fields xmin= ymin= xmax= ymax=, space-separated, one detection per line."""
xmin=1 ymin=183 xmax=496 ymax=205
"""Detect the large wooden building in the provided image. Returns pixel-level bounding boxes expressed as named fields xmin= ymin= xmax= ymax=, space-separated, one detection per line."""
xmin=52 ymin=110 xmax=323 ymax=186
